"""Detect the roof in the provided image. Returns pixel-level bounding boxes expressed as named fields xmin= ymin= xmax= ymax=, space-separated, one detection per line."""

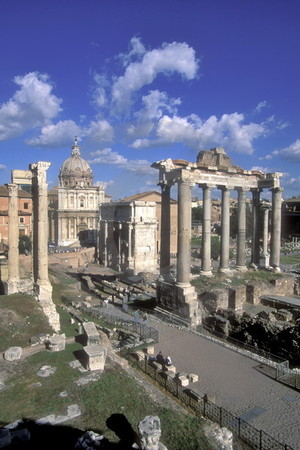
xmin=121 ymin=190 xmax=177 ymax=204
xmin=0 ymin=185 xmax=32 ymax=198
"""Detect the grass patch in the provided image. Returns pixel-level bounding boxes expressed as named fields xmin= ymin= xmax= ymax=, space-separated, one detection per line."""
xmin=280 ymin=253 xmax=300 ymax=265
xmin=0 ymin=294 xmax=53 ymax=352
xmin=0 ymin=345 xmax=209 ymax=449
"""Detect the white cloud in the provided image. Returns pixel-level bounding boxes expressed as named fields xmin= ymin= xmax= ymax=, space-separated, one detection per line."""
xmin=132 ymin=112 xmax=265 ymax=154
xmin=0 ymin=164 xmax=6 ymax=170
xmin=26 ymin=120 xmax=81 ymax=148
xmin=0 ymin=72 xmax=62 ymax=140
xmin=111 ymin=41 xmax=198 ymax=114
xmin=276 ymin=139 xmax=300 ymax=162
xmin=255 ymin=100 xmax=268 ymax=113
xmin=88 ymin=147 xmax=154 ymax=174
xmin=27 ymin=118 xmax=114 ymax=148
xmin=85 ymin=119 xmax=114 ymax=142
xmin=250 ymin=165 xmax=272 ymax=173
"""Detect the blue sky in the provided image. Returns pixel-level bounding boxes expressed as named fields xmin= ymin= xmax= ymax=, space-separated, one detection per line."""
xmin=0 ymin=0 xmax=300 ymax=200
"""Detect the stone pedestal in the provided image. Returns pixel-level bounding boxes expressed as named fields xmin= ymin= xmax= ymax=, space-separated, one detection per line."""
xmin=82 ymin=321 xmax=101 ymax=346
xmin=83 ymin=345 xmax=107 ymax=371
xmin=156 ymin=280 xmax=201 ymax=326
xmin=47 ymin=334 xmax=66 ymax=352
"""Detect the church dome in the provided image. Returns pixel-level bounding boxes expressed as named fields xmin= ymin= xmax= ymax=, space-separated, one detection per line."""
xmin=59 ymin=137 xmax=93 ymax=188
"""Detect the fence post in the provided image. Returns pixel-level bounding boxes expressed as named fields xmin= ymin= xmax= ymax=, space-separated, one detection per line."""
xmin=238 ymin=418 xmax=241 ymax=438
xmin=203 ymin=394 xmax=207 ymax=417
xmin=259 ymin=430 xmax=262 ymax=450
xmin=220 ymin=407 xmax=223 ymax=427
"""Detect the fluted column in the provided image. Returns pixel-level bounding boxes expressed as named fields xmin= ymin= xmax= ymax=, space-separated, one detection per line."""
xmin=160 ymin=183 xmax=171 ymax=277
xmin=262 ymin=207 xmax=269 ymax=256
xmin=270 ymin=187 xmax=283 ymax=270
xmin=30 ymin=162 xmax=51 ymax=285
xmin=219 ymin=187 xmax=231 ymax=272
xmin=7 ymin=183 xmax=20 ymax=292
xmin=117 ymin=222 xmax=122 ymax=271
xmin=236 ymin=188 xmax=247 ymax=270
xmin=251 ymin=188 xmax=261 ymax=266
xmin=201 ymin=184 xmax=212 ymax=275
xmin=103 ymin=221 xmax=108 ymax=266
xmin=177 ymin=180 xmax=192 ymax=285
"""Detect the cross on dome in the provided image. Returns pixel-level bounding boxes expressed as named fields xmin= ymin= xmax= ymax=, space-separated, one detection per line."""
xmin=71 ymin=136 xmax=80 ymax=156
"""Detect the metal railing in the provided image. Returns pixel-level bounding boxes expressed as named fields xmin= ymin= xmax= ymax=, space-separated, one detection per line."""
xmin=128 ymin=355 xmax=294 ymax=450
xmin=80 ymin=304 xmax=159 ymax=344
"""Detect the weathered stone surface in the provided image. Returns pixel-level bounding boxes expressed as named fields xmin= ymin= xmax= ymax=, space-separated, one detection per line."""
xmin=208 ymin=427 xmax=233 ymax=450
xmin=3 ymin=346 xmax=22 ymax=361
xmin=176 ymin=375 xmax=189 ymax=387
xmin=138 ymin=415 xmax=167 ymax=450
xmin=82 ymin=344 xmax=107 ymax=371
xmin=82 ymin=321 xmax=101 ymax=346
xmin=36 ymin=365 xmax=56 ymax=378
xmin=188 ymin=373 xmax=199 ymax=383
xmin=47 ymin=333 xmax=66 ymax=352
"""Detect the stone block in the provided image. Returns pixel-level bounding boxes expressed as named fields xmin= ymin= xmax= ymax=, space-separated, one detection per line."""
xmin=3 ymin=346 xmax=22 ymax=361
xmin=82 ymin=321 xmax=101 ymax=346
xmin=47 ymin=334 xmax=66 ymax=352
xmin=188 ymin=373 xmax=199 ymax=383
xmin=83 ymin=345 xmax=107 ymax=371
xmin=143 ymin=346 xmax=154 ymax=355
xmin=176 ymin=375 xmax=189 ymax=387
xmin=164 ymin=364 xmax=176 ymax=373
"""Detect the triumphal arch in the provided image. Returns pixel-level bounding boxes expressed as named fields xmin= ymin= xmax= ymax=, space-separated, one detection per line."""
xmin=152 ymin=148 xmax=283 ymax=326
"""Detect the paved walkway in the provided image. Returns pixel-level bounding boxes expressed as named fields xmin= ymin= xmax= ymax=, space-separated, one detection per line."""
xmin=147 ymin=317 xmax=300 ymax=449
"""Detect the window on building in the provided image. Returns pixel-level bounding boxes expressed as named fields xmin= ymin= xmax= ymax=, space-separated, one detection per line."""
xmin=20 ymin=217 xmax=24 ymax=223
xmin=24 ymin=202 xmax=29 ymax=210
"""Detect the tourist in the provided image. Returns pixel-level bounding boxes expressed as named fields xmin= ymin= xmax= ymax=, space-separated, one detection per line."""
xmin=165 ymin=354 xmax=172 ymax=366
xmin=142 ymin=313 xmax=148 ymax=325
xmin=156 ymin=351 xmax=165 ymax=365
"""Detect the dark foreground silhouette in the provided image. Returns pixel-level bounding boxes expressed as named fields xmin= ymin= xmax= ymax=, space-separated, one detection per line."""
xmin=0 ymin=414 xmax=141 ymax=449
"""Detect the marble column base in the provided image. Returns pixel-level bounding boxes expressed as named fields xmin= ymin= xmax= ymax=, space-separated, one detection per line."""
xmin=235 ymin=265 xmax=247 ymax=272
xmin=200 ymin=270 xmax=213 ymax=277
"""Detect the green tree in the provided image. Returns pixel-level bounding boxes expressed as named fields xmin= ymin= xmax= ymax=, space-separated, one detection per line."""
xmin=18 ymin=235 xmax=32 ymax=255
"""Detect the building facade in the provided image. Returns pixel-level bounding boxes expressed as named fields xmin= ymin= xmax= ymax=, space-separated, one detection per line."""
xmin=49 ymin=138 xmax=110 ymax=246
xmin=120 ymin=191 xmax=178 ymax=254
xmin=0 ymin=185 xmax=32 ymax=248
xmin=98 ymin=200 xmax=158 ymax=274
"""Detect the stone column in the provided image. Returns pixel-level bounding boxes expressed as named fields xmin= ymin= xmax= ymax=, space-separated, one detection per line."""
xmin=30 ymin=161 xmax=60 ymax=332
xmin=251 ymin=188 xmax=261 ymax=266
xmin=219 ymin=187 xmax=231 ymax=272
xmin=236 ymin=188 xmax=247 ymax=270
xmin=201 ymin=184 xmax=212 ymax=275
xmin=103 ymin=221 xmax=108 ymax=266
xmin=160 ymin=182 xmax=171 ymax=278
xmin=7 ymin=183 xmax=20 ymax=293
xmin=270 ymin=187 xmax=283 ymax=270
xmin=177 ymin=180 xmax=192 ymax=285
xmin=117 ymin=222 xmax=122 ymax=271
xmin=127 ymin=223 xmax=134 ymax=273
xmin=261 ymin=206 xmax=270 ymax=268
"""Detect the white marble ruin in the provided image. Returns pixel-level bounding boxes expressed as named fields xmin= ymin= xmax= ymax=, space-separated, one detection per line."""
xmin=4 ymin=162 xmax=60 ymax=332
xmin=152 ymin=148 xmax=283 ymax=325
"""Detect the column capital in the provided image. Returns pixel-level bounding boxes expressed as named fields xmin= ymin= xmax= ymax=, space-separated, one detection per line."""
xmin=199 ymin=183 xmax=214 ymax=191
xmin=7 ymin=183 xmax=19 ymax=196
xmin=217 ymin=185 xmax=232 ymax=192
xmin=235 ymin=186 xmax=249 ymax=193
xmin=269 ymin=186 xmax=284 ymax=193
